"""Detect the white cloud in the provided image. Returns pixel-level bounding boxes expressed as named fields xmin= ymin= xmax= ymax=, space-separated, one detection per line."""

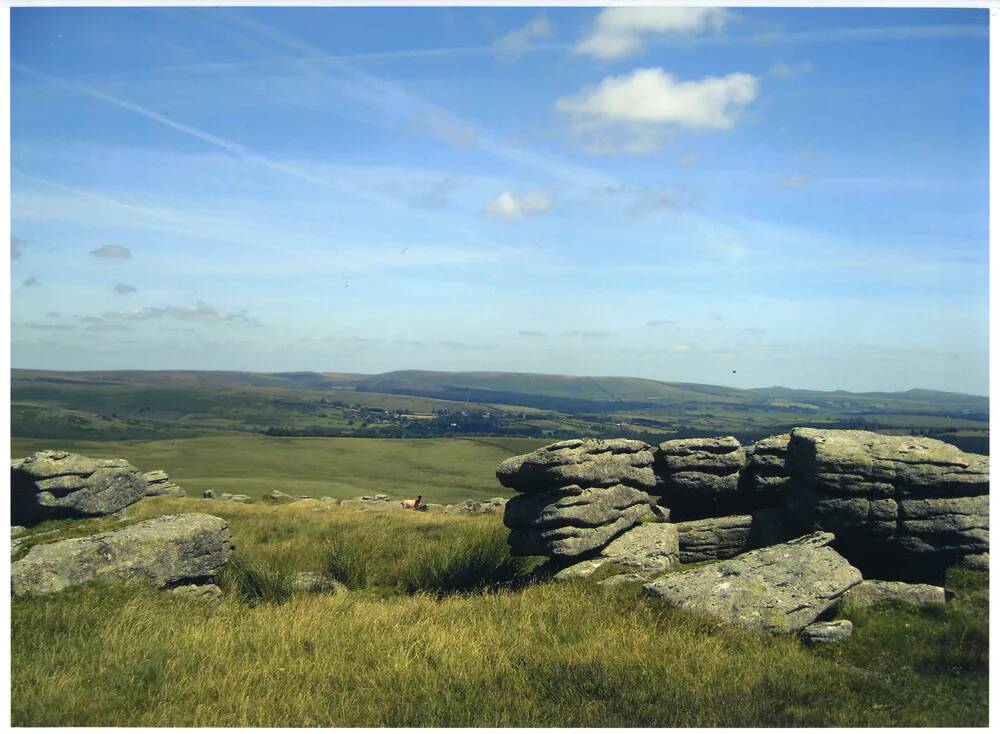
xmin=104 ymin=300 xmax=261 ymax=327
xmin=484 ymin=191 xmax=554 ymax=220
xmin=557 ymin=68 xmax=758 ymax=153
xmin=671 ymin=343 xmax=692 ymax=353
xmin=575 ymin=7 xmax=730 ymax=59
xmin=495 ymin=14 xmax=552 ymax=57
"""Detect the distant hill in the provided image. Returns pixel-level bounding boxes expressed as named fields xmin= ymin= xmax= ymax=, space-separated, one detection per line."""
xmin=11 ymin=368 xmax=988 ymax=453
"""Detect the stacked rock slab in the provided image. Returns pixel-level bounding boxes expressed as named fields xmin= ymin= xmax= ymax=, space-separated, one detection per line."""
xmin=742 ymin=434 xmax=792 ymax=504
xmin=785 ymin=428 xmax=988 ymax=571
xmin=554 ymin=522 xmax=680 ymax=580
xmin=499 ymin=439 xmax=655 ymax=559
xmin=644 ymin=532 xmax=863 ymax=634
xmin=12 ymin=450 xmax=148 ymax=524
xmin=653 ymin=437 xmax=747 ymax=517
xmin=11 ymin=513 xmax=234 ymax=596
xmin=143 ymin=470 xmax=186 ymax=497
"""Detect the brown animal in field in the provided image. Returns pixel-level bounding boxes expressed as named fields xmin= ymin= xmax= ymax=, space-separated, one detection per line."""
xmin=400 ymin=495 xmax=423 ymax=510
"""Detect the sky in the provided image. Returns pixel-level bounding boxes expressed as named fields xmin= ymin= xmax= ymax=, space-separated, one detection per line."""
xmin=9 ymin=5 xmax=990 ymax=395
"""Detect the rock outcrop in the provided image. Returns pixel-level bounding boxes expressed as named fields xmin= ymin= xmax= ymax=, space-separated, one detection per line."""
xmin=497 ymin=439 xmax=657 ymax=493
xmin=143 ymin=470 xmax=186 ymax=497
xmin=743 ymin=434 xmax=792 ymax=503
xmin=504 ymin=484 xmax=652 ymax=558
xmin=553 ymin=522 xmax=679 ymax=580
xmin=653 ymin=437 xmax=746 ymax=512
xmin=12 ymin=451 xmax=148 ymax=524
xmin=674 ymin=514 xmax=752 ymax=564
xmin=785 ymin=428 xmax=989 ymax=571
xmin=643 ymin=532 xmax=863 ymax=634
xmin=11 ymin=513 xmax=234 ymax=596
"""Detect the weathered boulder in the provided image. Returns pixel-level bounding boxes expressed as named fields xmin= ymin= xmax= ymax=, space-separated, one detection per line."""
xmin=841 ymin=580 xmax=946 ymax=610
xmin=504 ymin=484 xmax=652 ymax=558
xmin=960 ymin=552 xmax=989 ymax=572
xmin=653 ymin=437 xmax=750 ymax=515
xmin=785 ymin=428 xmax=989 ymax=570
xmin=447 ymin=497 xmax=508 ymax=515
xmin=801 ymin=620 xmax=853 ymax=645
xmin=143 ymin=470 xmax=186 ymax=497
xmin=643 ymin=532 xmax=863 ymax=634
xmin=553 ymin=522 xmax=681 ymax=581
xmin=743 ymin=434 xmax=792 ymax=502
xmin=340 ymin=495 xmax=404 ymax=511
xmin=497 ymin=439 xmax=656 ymax=492
xmin=11 ymin=514 xmax=235 ymax=596
xmin=674 ymin=514 xmax=752 ymax=564
xmin=264 ymin=490 xmax=295 ymax=502
xmin=11 ymin=450 xmax=148 ymax=524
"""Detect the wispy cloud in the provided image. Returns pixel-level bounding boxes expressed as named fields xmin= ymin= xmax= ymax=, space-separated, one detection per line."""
xmin=91 ymin=244 xmax=132 ymax=259
xmin=563 ymin=329 xmax=613 ymax=339
xmin=495 ymin=14 xmax=552 ymax=58
xmin=647 ymin=319 xmax=675 ymax=327
xmin=484 ymin=191 xmax=554 ymax=219
xmin=21 ymin=276 xmax=40 ymax=288
xmin=557 ymin=68 xmax=758 ymax=153
xmin=518 ymin=330 xmax=547 ymax=338
xmin=11 ymin=236 xmax=27 ymax=260
xmin=769 ymin=60 xmax=815 ymax=78
xmin=575 ymin=7 xmax=730 ymax=59
xmin=113 ymin=283 xmax=137 ymax=295
xmin=103 ymin=300 xmax=261 ymax=327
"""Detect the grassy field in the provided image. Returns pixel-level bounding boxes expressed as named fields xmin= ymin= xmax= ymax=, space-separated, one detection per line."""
xmin=11 ymin=435 xmax=546 ymax=503
xmin=11 ymin=497 xmax=988 ymax=727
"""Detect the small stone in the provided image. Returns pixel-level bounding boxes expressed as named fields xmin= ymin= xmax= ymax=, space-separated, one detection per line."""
xmin=219 ymin=493 xmax=252 ymax=503
xmin=801 ymin=620 xmax=854 ymax=644
xmin=203 ymin=490 xmax=216 ymax=499
xmin=264 ymin=490 xmax=294 ymax=502
xmin=291 ymin=572 xmax=346 ymax=593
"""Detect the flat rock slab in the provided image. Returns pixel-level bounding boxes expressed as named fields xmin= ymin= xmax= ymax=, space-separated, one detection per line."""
xmin=842 ymin=579 xmax=946 ymax=610
xmin=497 ymin=438 xmax=656 ymax=492
xmin=12 ymin=450 xmax=148 ymax=523
xmin=643 ymin=532 xmax=862 ymax=634
xmin=674 ymin=515 xmax=752 ymax=564
xmin=11 ymin=513 xmax=235 ymax=596
xmin=801 ymin=620 xmax=853 ymax=645
xmin=600 ymin=522 xmax=680 ymax=573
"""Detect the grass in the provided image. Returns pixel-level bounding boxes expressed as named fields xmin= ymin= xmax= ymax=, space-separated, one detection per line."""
xmin=10 ymin=496 xmax=988 ymax=726
xmin=10 ymin=435 xmax=544 ymax=502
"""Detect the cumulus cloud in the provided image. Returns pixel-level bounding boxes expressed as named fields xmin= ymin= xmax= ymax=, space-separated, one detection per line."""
xmin=484 ymin=191 xmax=554 ymax=219
xmin=557 ymin=68 xmax=758 ymax=153
xmin=104 ymin=300 xmax=260 ymax=327
xmin=113 ymin=283 xmax=137 ymax=295
xmin=575 ymin=7 xmax=730 ymax=59
xmin=495 ymin=14 xmax=552 ymax=57
xmin=91 ymin=244 xmax=132 ymax=259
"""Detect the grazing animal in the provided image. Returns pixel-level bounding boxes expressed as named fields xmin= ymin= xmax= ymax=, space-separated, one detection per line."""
xmin=401 ymin=495 xmax=423 ymax=510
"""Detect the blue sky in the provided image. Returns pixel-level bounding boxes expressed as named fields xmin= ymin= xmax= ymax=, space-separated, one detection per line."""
xmin=9 ymin=6 xmax=989 ymax=394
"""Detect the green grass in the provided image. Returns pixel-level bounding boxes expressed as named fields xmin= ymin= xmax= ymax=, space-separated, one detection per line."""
xmin=10 ymin=497 xmax=988 ymax=726
xmin=11 ymin=435 xmax=545 ymax=502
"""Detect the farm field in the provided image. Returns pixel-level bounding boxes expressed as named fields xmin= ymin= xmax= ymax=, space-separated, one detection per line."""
xmin=10 ymin=435 xmax=545 ymax=503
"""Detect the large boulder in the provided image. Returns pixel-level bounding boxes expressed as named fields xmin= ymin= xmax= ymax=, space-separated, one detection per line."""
xmin=504 ymin=484 xmax=652 ymax=558
xmin=143 ymin=470 xmax=186 ymax=497
xmin=653 ymin=437 xmax=748 ymax=515
xmin=497 ymin=439 xmax=656 ymax=493
xmin=11 ymin=513 xmax=234 ymax=596
xmin=785 ymin=428 xmax=989 ymax=572
xmin=12 ymin=450 xmax=148 ymax=524
xmin=554 ymin=522 xmax=680 ymax=580
xmin=644 ymin=532 xmax=863 ymax=634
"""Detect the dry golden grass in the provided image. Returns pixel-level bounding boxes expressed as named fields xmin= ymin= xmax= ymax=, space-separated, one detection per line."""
xmin=11 ymin=497 xmax=989 ymax=726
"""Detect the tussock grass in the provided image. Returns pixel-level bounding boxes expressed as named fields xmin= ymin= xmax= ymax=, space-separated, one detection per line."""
xmin=220 ymin=555 xmax=294 ymax=606
xmin=11 ymin=496 xmax=989 ymax=726
xmin=398 ymin=523 xmax=530 ymax=596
